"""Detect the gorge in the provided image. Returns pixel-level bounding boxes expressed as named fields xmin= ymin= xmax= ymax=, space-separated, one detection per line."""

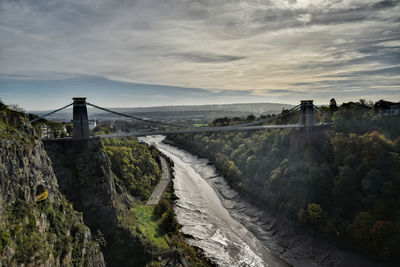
xmin=140 ymin=135 xmax=380 ymax=267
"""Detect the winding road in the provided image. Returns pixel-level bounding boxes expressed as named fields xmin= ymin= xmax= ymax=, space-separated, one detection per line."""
xmin=146 ymin=157 xmax=171 ymax=205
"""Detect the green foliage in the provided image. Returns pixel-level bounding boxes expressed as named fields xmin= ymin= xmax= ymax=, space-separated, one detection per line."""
xmin=0 ymin=230 xmax=11 ymax=254
xmin=297 ymin=208 xmax=308 ymax=224
xmin=166 ymin=100 xmax=400 ymax=262
xmin=92 ymin=124 xmax=114 ymax=135
xmin=159 ymin=208 xmax=179 ymax=235
xmin=103 ymin=137 xmax=161 ymax=201
xmin=15 ymin=229 xmax=48 ymax=263
xmin=153 ymin=199 xmax=170 ymax=218
xmin=352 ymin=211 xmax=374 ymax=243
xmin=0 ymin=200 xmax=47 ymax=263
xmin=0 ymin=196 xmax=98 ymax=265
xmin=0 ymin=105 xmax=35 ymax=143
xmin=129 ymin=201 xmax=178 ymax=252
xmin=40 ymin=199 xmax=92 ymax=266
xmin=370 ymin=220 xmax=394 ymax=259
xmin=307 ymin=203 xmax=323 ymax=225
xmin=332 ymin=100 xmax=400 ymax=138
xmin=211 ymin=114 xmax=257 ymax=126
xmin=131 ymin=205 xmax=170 ymax=251
xmin=147 ymin=261 xmax=163 ymax=267
xmin=94 ymin=229 xmax=107 ymax=249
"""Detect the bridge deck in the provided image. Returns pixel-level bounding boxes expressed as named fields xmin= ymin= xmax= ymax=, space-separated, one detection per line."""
xmin=97 ymin=123 xmax=333 ymax=138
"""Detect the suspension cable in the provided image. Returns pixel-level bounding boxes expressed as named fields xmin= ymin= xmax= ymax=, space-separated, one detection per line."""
xmin=313 ymin=105 xmax=333 ymax=122
xmin=86 ymin=102 xmax=172 ymax=126
xmin=30 ymin=103 xmax=73 ymax=123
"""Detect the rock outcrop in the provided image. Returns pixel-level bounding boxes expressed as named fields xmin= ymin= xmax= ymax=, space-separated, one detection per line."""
xmin=44 ymin=138 xmax=151 ymax=266
xmin=0 ymin=105 xmax=105 ymax=266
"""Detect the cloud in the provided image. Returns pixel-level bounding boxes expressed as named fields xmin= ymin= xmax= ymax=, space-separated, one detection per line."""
xmin=0 ymin=0 xmax=399 ymax=106
xmin=170 ymin=52 xmax=245 ymax=63
xmin=333 ymin=66 xmax=400 ymax=77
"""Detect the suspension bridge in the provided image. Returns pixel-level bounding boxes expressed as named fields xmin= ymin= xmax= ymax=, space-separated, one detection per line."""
xmin=30 ymin=97 xmax=333 ymax=139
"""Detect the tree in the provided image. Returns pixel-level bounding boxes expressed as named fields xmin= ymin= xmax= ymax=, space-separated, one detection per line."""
xmin=154 ymin=199 xmax=170 ymax=218
xmin=246 ymin=114 xmax=256 ymax=122
xmin=246 ymin=155 xmax=257 ymax=174
xmin=297 ymin=208 xmax=308 ymax=223
xmin=160 ymin=209 xmax=179 ymax=234
xmin=307 ymin=203 xmax=323 ymax=225
xmin=332 ymin=165 xmax=358 ymax=217
xmin=329 ymin=98 xmax=338 ymax=113
xmin=370 ymin=220 xmax=393 ymax=259
xmin=8 ymin=104 xmax=24 ymax=112
xmin=351 ymin=211 xmax=373 ymax=244
xmin=66 ymin=124 xmax=73 ymax=135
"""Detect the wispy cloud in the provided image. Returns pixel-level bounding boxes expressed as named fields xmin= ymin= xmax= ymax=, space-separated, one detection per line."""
xmin=169 ymin=52 xmax=245 ymax=63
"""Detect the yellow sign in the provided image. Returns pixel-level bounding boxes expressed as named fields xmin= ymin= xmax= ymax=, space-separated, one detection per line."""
xmin=35 ymin=190 xmax=48 ymax=203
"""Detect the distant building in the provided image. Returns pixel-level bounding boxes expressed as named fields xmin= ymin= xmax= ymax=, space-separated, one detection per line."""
xmin=40 ymin=125 xmax=51 ymax=139
xmin=55 ymin=125 xmax=67 ymax=138
xmin=88 ymin=120 xmax=97 ymax=130
xmin=61 ymin=124 xmax=68 ymax=135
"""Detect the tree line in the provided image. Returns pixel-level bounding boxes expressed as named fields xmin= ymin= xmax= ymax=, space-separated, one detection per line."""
xmin=102 ymin=137 xmax=161 ymax=201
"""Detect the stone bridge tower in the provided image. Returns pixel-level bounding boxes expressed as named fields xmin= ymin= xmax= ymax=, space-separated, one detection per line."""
xmin=299 ymin=100 xmax=315 ymax=128
xmin=72 ymin=97 xmax=90 ymax=139
xmin=290 ymin=100 xmax=323 ymax=151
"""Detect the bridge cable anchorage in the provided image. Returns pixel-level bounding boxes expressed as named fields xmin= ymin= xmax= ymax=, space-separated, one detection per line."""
xmin=86 ymin=102 xmax=175 ymax=126
xmin=313 ymin=105 xmax=333 ymax=122
xmin=29 ymin=103 xmax=74 ymax=123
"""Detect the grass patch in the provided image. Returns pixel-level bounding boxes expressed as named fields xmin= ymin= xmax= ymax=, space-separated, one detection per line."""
xmin=193 ymin=123 xmax=208 ymax=127
xmin=131 ymin=205 xmax=170 ymax=251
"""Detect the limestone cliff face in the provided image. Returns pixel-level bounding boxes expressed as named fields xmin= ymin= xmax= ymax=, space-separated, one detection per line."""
xmin=44 ymin=140 xmax=122 ymax=231
xmin=0 ymin=106 xmax=105 ymax=266
xmin=44 ymin=139 xmax=150 ymax=267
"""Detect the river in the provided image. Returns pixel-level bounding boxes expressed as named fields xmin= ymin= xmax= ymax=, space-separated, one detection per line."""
xmin=139 ymin=135 xmax=379 ymax=267
xmin=140 ymin=135 xmax=288 ymax=267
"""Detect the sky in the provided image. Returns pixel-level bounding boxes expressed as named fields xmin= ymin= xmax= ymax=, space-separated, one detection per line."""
xmin=0 ymin=0 xmax=399 ymax=110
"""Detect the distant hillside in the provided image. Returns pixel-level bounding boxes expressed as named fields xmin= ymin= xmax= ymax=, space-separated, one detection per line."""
xmin=111 ymin=102 xmax=293 ymax=113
